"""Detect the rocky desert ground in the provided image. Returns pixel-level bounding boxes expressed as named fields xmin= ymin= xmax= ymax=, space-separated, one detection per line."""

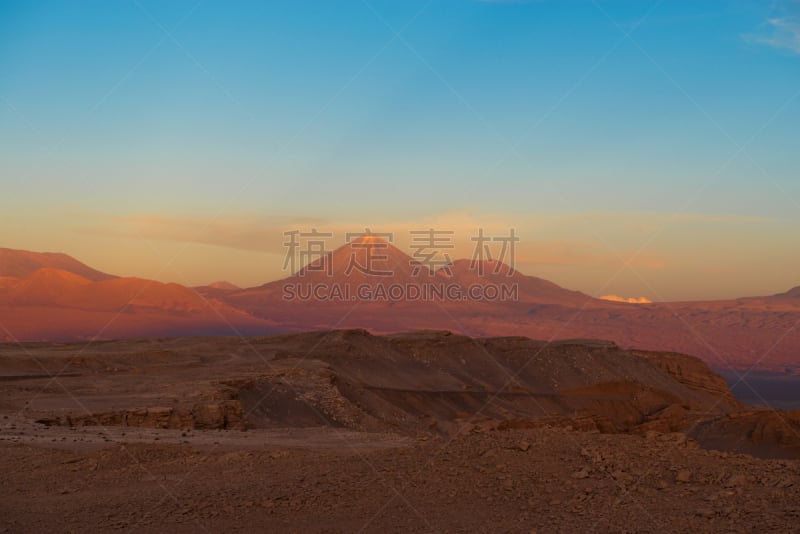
xmin=2 ymin=329 xmax=799 ymax=532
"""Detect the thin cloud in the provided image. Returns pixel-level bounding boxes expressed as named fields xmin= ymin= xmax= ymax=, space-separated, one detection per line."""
xmin=599 ymin=295 xmax=653 ymax=304
xmin=72 ymin=210 xmax=749 ymax=271
xmin=74 ymin=214 xmax=320 ymax=255
xmin=516 ymin=240 xmax=665 ymax=271
xmin=748 ymin=17 xmax=800 ymax=54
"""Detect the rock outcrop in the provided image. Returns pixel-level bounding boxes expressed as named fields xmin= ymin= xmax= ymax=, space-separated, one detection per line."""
xmin=39 ymin=401 xmax=245 ymax=430
xmin=9 ymin=330 xmax=800 ymax=459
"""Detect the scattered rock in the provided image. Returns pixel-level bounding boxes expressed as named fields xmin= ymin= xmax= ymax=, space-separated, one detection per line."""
xmin=572 ymin=468 xmax=590 ymax=479
xmin=726 ymin=475 xmax=748 ymax=487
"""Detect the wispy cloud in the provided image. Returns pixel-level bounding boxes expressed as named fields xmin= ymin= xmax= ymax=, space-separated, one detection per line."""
xmin=75 ymin=214 xmax=324 ymax=255
xmin=748 ymin=17 xmax=800 ymax=54
xmin=71 ymin=209 xmax=762 ymax=264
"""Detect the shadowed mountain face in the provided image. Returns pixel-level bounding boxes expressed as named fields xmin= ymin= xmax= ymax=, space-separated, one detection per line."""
xmin=6 ymin=330 xmax=799 ymax=459
xmin=0 ymin=244 xmax=799 ymax=373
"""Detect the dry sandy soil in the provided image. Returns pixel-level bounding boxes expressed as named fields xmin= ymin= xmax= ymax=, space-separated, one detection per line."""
xmin=2 ymin=330 xmax=800 ymax=532
xmin=2 ymin=424 xmax=799 ymax=533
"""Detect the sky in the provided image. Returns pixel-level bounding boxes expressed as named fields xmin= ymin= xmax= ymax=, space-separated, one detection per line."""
xmin=1 ymin=0 xmax=799 ymax=300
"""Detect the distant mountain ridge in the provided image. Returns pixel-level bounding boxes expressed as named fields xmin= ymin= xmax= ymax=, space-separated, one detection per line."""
xmin=0 ymin=248 xmax=115 ymax=282
xmin=0 ymin=250 xmax=276 ymax=343
xmin=776 ymin=286 xmax=800 ymax=299
xmin=205 ymin=281 xmax=240 ymax=291
xmin=227 ymin=235 xmax=591 ymax=306
xmin=0 ymin=245 xmax=799 ymax=371
xmin=3 ymin=268 xmax=209 ymax=312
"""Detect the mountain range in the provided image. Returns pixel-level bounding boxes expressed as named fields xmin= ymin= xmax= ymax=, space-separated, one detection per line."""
xmin=0 ymin=239 xmax=798 ymax=371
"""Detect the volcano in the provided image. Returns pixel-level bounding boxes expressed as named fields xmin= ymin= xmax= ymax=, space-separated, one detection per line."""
xmin=226 ymin=235 xmax=590 ymax=309
xmin=1 ymin=245 xmax=799 ymax=371
xmin=220 ymin=235 xmax=598 ymax=334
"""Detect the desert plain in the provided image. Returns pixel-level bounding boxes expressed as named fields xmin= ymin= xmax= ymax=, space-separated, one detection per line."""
xmin=2 ymin=330 xmax=799 ymax=533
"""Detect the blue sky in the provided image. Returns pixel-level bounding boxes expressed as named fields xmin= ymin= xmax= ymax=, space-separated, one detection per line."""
xmin=1 ymin=0 xmax=799 ymax=298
